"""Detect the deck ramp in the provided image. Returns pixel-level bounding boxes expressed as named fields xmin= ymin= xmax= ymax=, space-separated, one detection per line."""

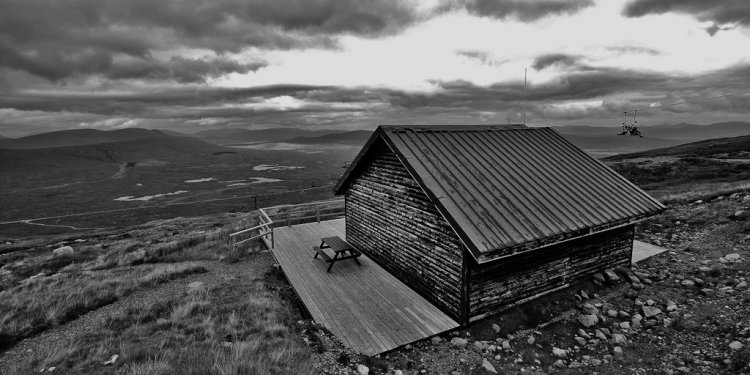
xmin=268 ymin=219 xmax=459 ymax=355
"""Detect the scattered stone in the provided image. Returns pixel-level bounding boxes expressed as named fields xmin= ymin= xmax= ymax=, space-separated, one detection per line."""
xmin=595 ymin=329 xmax=607 ymax=341
xmin=618 ymin=310 xmax=630 ymax=318
xmin=527 ymin=336 xmax=535 ymax=345
xmin=700 ymin=288 xmax=716 ymax=297
xmin=574 ymin=337 xmax=587 ymax=346
xmin=491 ymin=324 xmax=501 ymax=334
xmin=681 ymin=280 xmax=695 ymax=287
xmin=552 ymin=347 xmax=567 ymax=358
xmin=737 ymin=281 xmax=748 ymax=289
xmin=604 ymin=270 xmax=621 ymax=283
xmin=582 ymin=303 xmax=598 ymax=315
xmin=613 ymin=346 xmax=624 ymax=361
xmin=593 ymin=273 xmax=606 ymax=284
xmin=729 ymin=341 xmax=744 ymax=351
xmin=580 ymin=290 xmax=589 ymax=299
xmin=578 ymin=314 xmax=599 ymax=328
xmin=725 ymin=253 xmax=741 ymax=262
xmin=577 ymin=329 xmax=590 ymax=339
xmin=642 ymin=306 xmax=662 ymax=318
xmin=619 ymin=322 xmax=631 ymax=330
xmin=103 ymin=354 xmax=118 ymax=365
xmin=474 ymin=341 xmax=488 ymax=351
xmin=394 ymin=371 xmax=403 ymax=375
xmin=187 ymin=281 xmax=206 ymax=294
xmin=480 ymin=358 xmax=497 ymax=374
xmin=569 ymin=361 xmax=582 ymax=368
xmin=431 ymin=336 xmax=442 ymax=345
xmin=451 ymin=338 xmax=468 ymax=348
xmin=52 ymin=245 xmax=74 ymax=256
xmin=502 ymin=340 xmax=511 ymax=350
xmin=611 ymin=334 xmax=627 ymax=345
xmin=607 ymin=309 xmax=618 ymax=318
xmin=553 ymin=359 xmax=566 ymax=368
xmin=357 ymin=364 xmax=369 ymax=375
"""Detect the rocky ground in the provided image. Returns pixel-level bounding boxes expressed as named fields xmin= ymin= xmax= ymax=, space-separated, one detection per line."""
xmin=306 ymin=192 xmax=750 ymax=375
xmin=1 ymin=193 xmax=748 ymax=374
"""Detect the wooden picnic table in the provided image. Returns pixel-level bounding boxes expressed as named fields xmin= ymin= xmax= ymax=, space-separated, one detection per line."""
xmin=313 ymin=236 xmax=362 ymax=272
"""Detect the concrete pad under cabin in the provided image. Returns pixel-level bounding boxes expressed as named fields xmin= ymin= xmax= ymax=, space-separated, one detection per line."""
xmin=266 ymin=218 xmax=459 ymax=355
xmin=632 ymin=240 xmax=668 ymax=263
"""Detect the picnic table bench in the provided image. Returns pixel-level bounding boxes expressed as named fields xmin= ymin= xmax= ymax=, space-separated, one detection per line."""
xmin=313 ymin=236 xmax=362 ymax=272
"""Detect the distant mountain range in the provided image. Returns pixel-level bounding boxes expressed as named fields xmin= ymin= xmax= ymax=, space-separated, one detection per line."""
xmin=193 ymin=127 xmax=342 ymax=144
xmin=2 ymin=122 xmax=747 ymax=156
xmin=283 ymin=130 xmax=372 ymax=145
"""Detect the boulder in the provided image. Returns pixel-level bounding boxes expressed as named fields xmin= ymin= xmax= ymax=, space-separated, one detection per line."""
xmin=552 ymin=347 xmax=567 ymax=358
xmin=581 ymin=303 xmax=599 ymax=315
xmin=613 ymin=346 xmax=624 ymax=361
xmin=642 ymin=306 xmax=662 ymax=318
xmin=357 ymin=364 xmax=369 ymax=375
xmin=451 ymin=338 xmax=468 ymax=348
xmin=578 ymin=314 xmax=599 ymax=328
xmin=725 ymin=253 xmax=741 ymax=262
xmin=729 ymin=341 xmax=743 ymax=351
xmin=611 ymin=334 xmax=627 ymax=345
xmin=103 ymin=354 xmax=118 ymax=365
xmin=604 ymin=270 xmax=621 ymax=283
xmin=474 ymin=341 xmax=488 ymax=351
xmin=480 ymin=358 xmax=497 ymax=374
xmin=53 ymin=245 xmax=74 ymax=256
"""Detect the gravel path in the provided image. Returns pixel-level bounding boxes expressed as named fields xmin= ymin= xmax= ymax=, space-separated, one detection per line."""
xmin=0 ymin=252 xmax=275 ymax=371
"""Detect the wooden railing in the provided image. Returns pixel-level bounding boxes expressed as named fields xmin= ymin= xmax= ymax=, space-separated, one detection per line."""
xmin=228 ymin=198 xmax=344 ymax=250
xmin=228 ymin=208 xmax=274 ymax=250
xmin=263 ymin=198 xmax=345 ymax=229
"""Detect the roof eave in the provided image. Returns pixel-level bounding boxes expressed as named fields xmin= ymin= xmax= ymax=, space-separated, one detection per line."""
xmin=474 ymin=210 xmax=663 ymax=264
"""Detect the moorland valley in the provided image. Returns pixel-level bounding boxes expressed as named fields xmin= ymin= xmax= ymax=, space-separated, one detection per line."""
xmin=1 ymin=122 xmax=750 ymax=374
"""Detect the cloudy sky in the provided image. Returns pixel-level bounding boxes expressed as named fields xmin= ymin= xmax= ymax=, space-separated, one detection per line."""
xmin=1 ymin=0 xmax=749 ymax=137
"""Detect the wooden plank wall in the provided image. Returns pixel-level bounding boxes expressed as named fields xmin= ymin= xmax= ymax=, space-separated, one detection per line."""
xmin=468 ymin=225 xmax=634 ymax=319
xmin=344 ymin=140 xmax=465 ymax=320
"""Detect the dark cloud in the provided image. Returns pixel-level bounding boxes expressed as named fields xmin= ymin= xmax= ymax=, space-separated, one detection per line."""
xmin=623 ymin=0 xmax=750 ymax=26
xmin=107 ymin=57 xmax=266 ymax=83
xmin=0 ymin=0 xmax=419 ymax=83
xmin=454 ymin=0 xmax=594 ymax=21
xmin=532 ymin=54 xmax=581 ymax=70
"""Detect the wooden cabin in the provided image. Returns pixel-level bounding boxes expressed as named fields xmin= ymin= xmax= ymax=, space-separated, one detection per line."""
xmin=334 ymin=125 xmax=665 ymax=325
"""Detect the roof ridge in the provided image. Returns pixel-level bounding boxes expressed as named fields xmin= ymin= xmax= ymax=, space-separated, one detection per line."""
xmin=380 ymin=124 xmax=532 ymax=132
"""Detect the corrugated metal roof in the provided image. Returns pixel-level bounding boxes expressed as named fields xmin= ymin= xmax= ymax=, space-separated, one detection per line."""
xmin=335 ymin=125 xmax=665 ymax=262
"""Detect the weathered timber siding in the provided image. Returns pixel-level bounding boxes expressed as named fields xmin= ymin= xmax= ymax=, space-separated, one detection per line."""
xmin=468 ymin=225 xmax=634 ymax=319
xmin=344 ymin=140 xmax=464 ymax=320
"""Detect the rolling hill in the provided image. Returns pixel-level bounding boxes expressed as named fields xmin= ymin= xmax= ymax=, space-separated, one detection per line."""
xmin=0 ymin=132 xmax=230 ymax=189
xmin=604 ymin=134 xmax=750 ymax=161
xmin=552 ymin=121 xmax=750 ymax=143
xmin=0 ymin=128 xmax=176 ymax=149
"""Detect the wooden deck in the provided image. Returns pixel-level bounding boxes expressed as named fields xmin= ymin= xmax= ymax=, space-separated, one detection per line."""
xmin=267 ymin=219 xmax=459 ymax=355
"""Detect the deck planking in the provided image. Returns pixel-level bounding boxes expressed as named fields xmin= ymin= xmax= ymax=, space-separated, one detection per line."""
xmin=268 ymin=219 xmax=459 ymax=355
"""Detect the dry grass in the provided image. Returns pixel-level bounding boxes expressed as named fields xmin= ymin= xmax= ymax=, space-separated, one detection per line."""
xmin=0 ymin=263 xmax=206 ymax=344
xmin=8 ymin=268 xmax=313 ymax=375
xmin=653 ymin=180 xmax=750 ymax=204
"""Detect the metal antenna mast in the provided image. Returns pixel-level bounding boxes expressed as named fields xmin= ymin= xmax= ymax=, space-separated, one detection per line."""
xmin=523 ymin=68 xmax=527 ymax=125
